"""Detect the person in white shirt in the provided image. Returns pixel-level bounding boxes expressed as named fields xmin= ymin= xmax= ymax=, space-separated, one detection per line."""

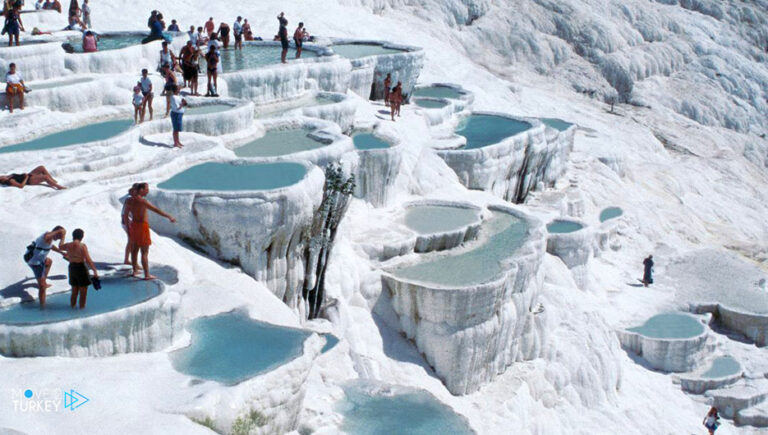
xmin=5 ymin=63 xmax=25 ymax=113
xmin=132 ymin=84 xmax=144 ymax=124
xmin=81 ymin=0 xmax=90 ymax=28
xmin=169 ymin=85 xmax=187 ymax=148
xmin=233 ymin=16 xmax=243 ymax=50
xmin=138 ymin=68 xmax=153 ymax=122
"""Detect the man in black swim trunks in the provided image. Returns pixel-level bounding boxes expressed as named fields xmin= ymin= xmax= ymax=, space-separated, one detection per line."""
xmin=179 ymin=40 xmax=199 ymax=95
xmin=278 ymin=12 xmax=289 ymax=64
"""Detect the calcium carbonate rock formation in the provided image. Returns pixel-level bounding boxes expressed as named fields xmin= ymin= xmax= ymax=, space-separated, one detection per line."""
xmin=285 ymin=92 xmax=358 ymax=133
xmin=352 ymin=130 xmax=402 ymax=207
xmin=381 ymin=205 xmax=546 ymax=395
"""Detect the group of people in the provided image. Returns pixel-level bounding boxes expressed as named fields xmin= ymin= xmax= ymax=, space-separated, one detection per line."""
xmin=131 ymin=66 xmax=187 ymax=147
xmin=35 ymin=0 xmax=62 ymax=13
xmin=65 ymin=0 xmax=89 ymax=31
xmin=275 ymin=12 xmax=312 ymax=63
xmin=383 ymin=73 xmax=404 ymax=121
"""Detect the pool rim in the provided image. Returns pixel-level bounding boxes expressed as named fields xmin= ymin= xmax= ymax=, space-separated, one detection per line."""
xmin=546 ymin=218 xmax=587 ymax=235
xmin=622 ymin=312 xmax=709 ymax=342
xmin=412 ymin=82 xmax=472 ymax=101
xmin=324 ymin=38 xmax=423 ymax=59
xmin=0 ymin=114 xmax=138 ymax=153
xmin=436 ymin=111 xmax=544 ymax=154
xmin=350 ymin=126 xmax=400 ymax=154
xmin=401 ymin=199 xmax=483 ymax=237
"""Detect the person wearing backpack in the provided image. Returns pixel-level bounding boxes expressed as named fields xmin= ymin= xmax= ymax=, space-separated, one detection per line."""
xmin=24 ymin=226 xmax=67 ymax=308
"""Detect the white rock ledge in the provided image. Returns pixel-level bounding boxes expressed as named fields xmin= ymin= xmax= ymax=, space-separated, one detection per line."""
xmin=0 ymin=279 xmax=180 ymax=358
xmin=381 ymin=205 xmax=546 ymax=395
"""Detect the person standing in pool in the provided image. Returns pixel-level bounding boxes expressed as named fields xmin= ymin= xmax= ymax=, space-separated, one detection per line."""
xmin=233 ymin=16 xmax=243 ymax=50
xmin=242 ymin=19 xmax=253 ymax=41
xmin=4 ymin=4 xmax=23 ymax=47
xmin=139 ymin=68 xmax=154 ymax=122
xmin=642 ymin=254 xmax=654 ymax=287
xmin=1 ymin=166 xmax=66 ymax=189
xmin=179 ymin=40 xmax=199 ymax=95
xmin=293 ymin=22 xmax=305 ymax=59
xmin=204 ymin=17 xmax=215 ymax=37
xmin=121 ymin=184 xmax=138 ymax=265
xmin=169 ymin=85 xmax=187 ymax=148
xmin=25 ymin=226 xmax=66 ymax=308
xmin=277 ymin=12 xmax=289 ymax=63
xmin=5 ymin=63 xmax=25 ymax=113
xmin=703 ymin=407 xmax=720 ymax=434
xmin=126 ymin=182 xmax=176 ymax=280
xmin=383 ymin=73 xmax=391 ymax=106
xmin=60 ymin=228 xmax=98 ymax=309
xmin=218 ymin=21 xmax=230 ymax=49
xmin=205 ymin=44 xmax=219 ymax=97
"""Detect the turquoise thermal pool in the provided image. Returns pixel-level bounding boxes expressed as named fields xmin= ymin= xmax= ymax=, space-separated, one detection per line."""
xmin=69 ymin=34 xmax=144 ymax=52
xmin=234 ymin=129 xmax=326 ymax=157
xmin=158 ymin=162 xmax=307 ymax=191
xmin=627 ymin=313 xmax=705 ymax=339
xmin=185 ymin=104 xmax=235 ymax=115
xmin=353 ymin=132 xmax=390 ymax=150
xmin=404 ymin=205 xmax=479 ymax=235
xmin=332 ymin=44 xmax=405 ymax=59
xmin=599 ymin=207 xmax=623 ymax=223
xmin=547 ymin=220 xmax=584 ymax=234
xmin=414 ymin=99 xmax=449 ymax=109
xmin=171 ymin=311 xmax=310 ymax=384
xmin=412 ymin=86 xmax=463 ymax=100
xmin=701 ymin=356 xmax=741 ymax=379
xmin=455 ymin=114 xmax=532 ymax=150
xmin=337 ymin=381 xmax=473 ymax=435
xmin=393 ymin=211 xmax=528 ymax=286
xmin=0 ymin=119 xmax=133 ymax=154
xmin=541 ymin=118 xmax=573 ymax=131
xmin=0 ymin=279 xmax=161 ymax=325
xmin=213 ymin=45 xmax=319 ymax=72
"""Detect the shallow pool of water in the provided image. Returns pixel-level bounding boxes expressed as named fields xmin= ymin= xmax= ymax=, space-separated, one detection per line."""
xmin=547 ymin=220 xmax=584 ymax=234
xmin=337 ymin=381 xmax=473 ymax=435
xmin=212 ymin=46 xmax=318 ymax=72
xmin=0 ymin=119 xmax=133 ymax=154
xmin=599 ymin=207 xmax=623 ymax=223
xmin=455 ymin=114 xmax=532 ymax=150
xmin=234 ymin=129 xmax=326 ymax=158
xmin=414 ymin=99 xmax=449 ymax=109
xmin=404 ymin=205 xmax=479 ymax=235
xmin=68 ymin=34 xmax=144 ymax=52
xmin=353 ymin=133 xmax=390 ymax=150
xmin=393 ymin=211 xmax=528 ymax=286
xmin=323 ymin=334 xmax=339 ymax=353
xmin=158 ymin=162 xmax=307 ymax=191
xmin=412 ymin=86 xmax=463 ymax=100
xmin=332 ymin=44 xmax=405 ymax=59
xmin=627 ymin=313 xmax=705 ymax=339
xmin=701 ymin=356 xmax=741 ymax=378
xmin=185 ymin=104 xmax=234 ymax=115
xmin=28 ymin=77 xmax=94 ymax=90
xmin=0 ymin=279 xmax=161 ymax=325
xmin=171 ymin=311 xmax=310 ymax=384
xmin=541 ymin=118 xmax=573 ymax=131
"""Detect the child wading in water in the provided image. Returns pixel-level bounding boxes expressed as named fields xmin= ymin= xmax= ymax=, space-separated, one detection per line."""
xmin=61 ymin=228 xmax=99 ymax=309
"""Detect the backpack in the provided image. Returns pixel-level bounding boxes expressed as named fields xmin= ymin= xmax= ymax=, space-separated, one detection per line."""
xmin=23 ymin=242 xmax=36 ymax=263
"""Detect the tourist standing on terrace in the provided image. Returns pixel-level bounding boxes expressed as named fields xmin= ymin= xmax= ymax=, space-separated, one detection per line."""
xmin=703 ymin=407 xmax=720 ymax=434
xmin=180 ymin=40 xmax=199 ymax=95
xmin=205 ymin=43 xmax=219 ymax=96
xmin=132 ymin=83 xmax=143 ymax=123
xmin=60 ymin=228 xmax=99 ymax=309
xmin=204 ymin=17 xmax=214 ymax=37
xmin=218 ymin=21 xmax=230 ymax=49
xmin=233 ymin=16 xmax=243 ymax=50
xmin=24 ymin=226 xmax=66 ymax=308
xmin=125 ymin=183 xmax=176 ymax=280
xmin=169 ymin=86 xmax=186 ymax=147
xmin=4 ymin=4 xmax=23 ymax=47
xmin=390 ymin=81 xmax=402 ymax=121
xmin=5 ymin=63 xmax=25 ymax=112
xmin=161 ymin=64 xmax=177 ymax=117
xmin=167 ymin=19 xmax=180 ymax=32
xmin=242 ymin=19 xmax=253 ymax=41
xmin=293 ymin=22 xmax=305 ymax=59
xmin=139 ymin=68 xmax=154 ymax=122
xmin=278 ymin=12 xmax=289 ymax=63
xmin=642 ymin=255 xmax=654 ymax=287
xmin=122 ymin=184 xmax=138 ymax=264
xmin=383 ymin=73 xmax=391 ymax=106
xmin=81 ymin=0 xmax=90 ymax=29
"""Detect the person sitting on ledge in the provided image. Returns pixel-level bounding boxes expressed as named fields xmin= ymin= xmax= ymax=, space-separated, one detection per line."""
xmin=81 ymin=29 xmax=97 ymax=52
xmin=0 ymin=166 xmax=66 ymax=189
xmin=4 ymin=62 xmax=26 ymax=113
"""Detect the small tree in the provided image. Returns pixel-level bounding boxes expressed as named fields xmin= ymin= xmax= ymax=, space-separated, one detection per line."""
xmin=302 ymin=163 xmax=355 ymax=320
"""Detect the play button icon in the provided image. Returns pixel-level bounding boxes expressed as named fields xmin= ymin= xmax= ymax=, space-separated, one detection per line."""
xmin=63 ymin=389 xmax=89 ymax=411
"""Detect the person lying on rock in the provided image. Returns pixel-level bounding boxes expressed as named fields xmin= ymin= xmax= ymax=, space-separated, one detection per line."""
xmin=0 ymin=166 xmax=66 ymax=189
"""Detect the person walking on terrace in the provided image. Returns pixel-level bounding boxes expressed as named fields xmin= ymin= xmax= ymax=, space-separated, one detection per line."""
xmin=642 ymin=254 xmax=654 ymax=287
xmin=125 ymin=182 xmax=176 ymax=280
xmin=703 ymin=407 xmax=720 ymax=434
xmin=121 ymin=184 xmax=138 ymax=265
xmin=24 ymin=226 xmax=66 ymax=308
xmin=383 ymin=73 xmax=391 ymax=106
xmin=169 ymin=85 xmax=186 ymax=148
xmin=60 ymin=228 xmax=99 ymax=309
